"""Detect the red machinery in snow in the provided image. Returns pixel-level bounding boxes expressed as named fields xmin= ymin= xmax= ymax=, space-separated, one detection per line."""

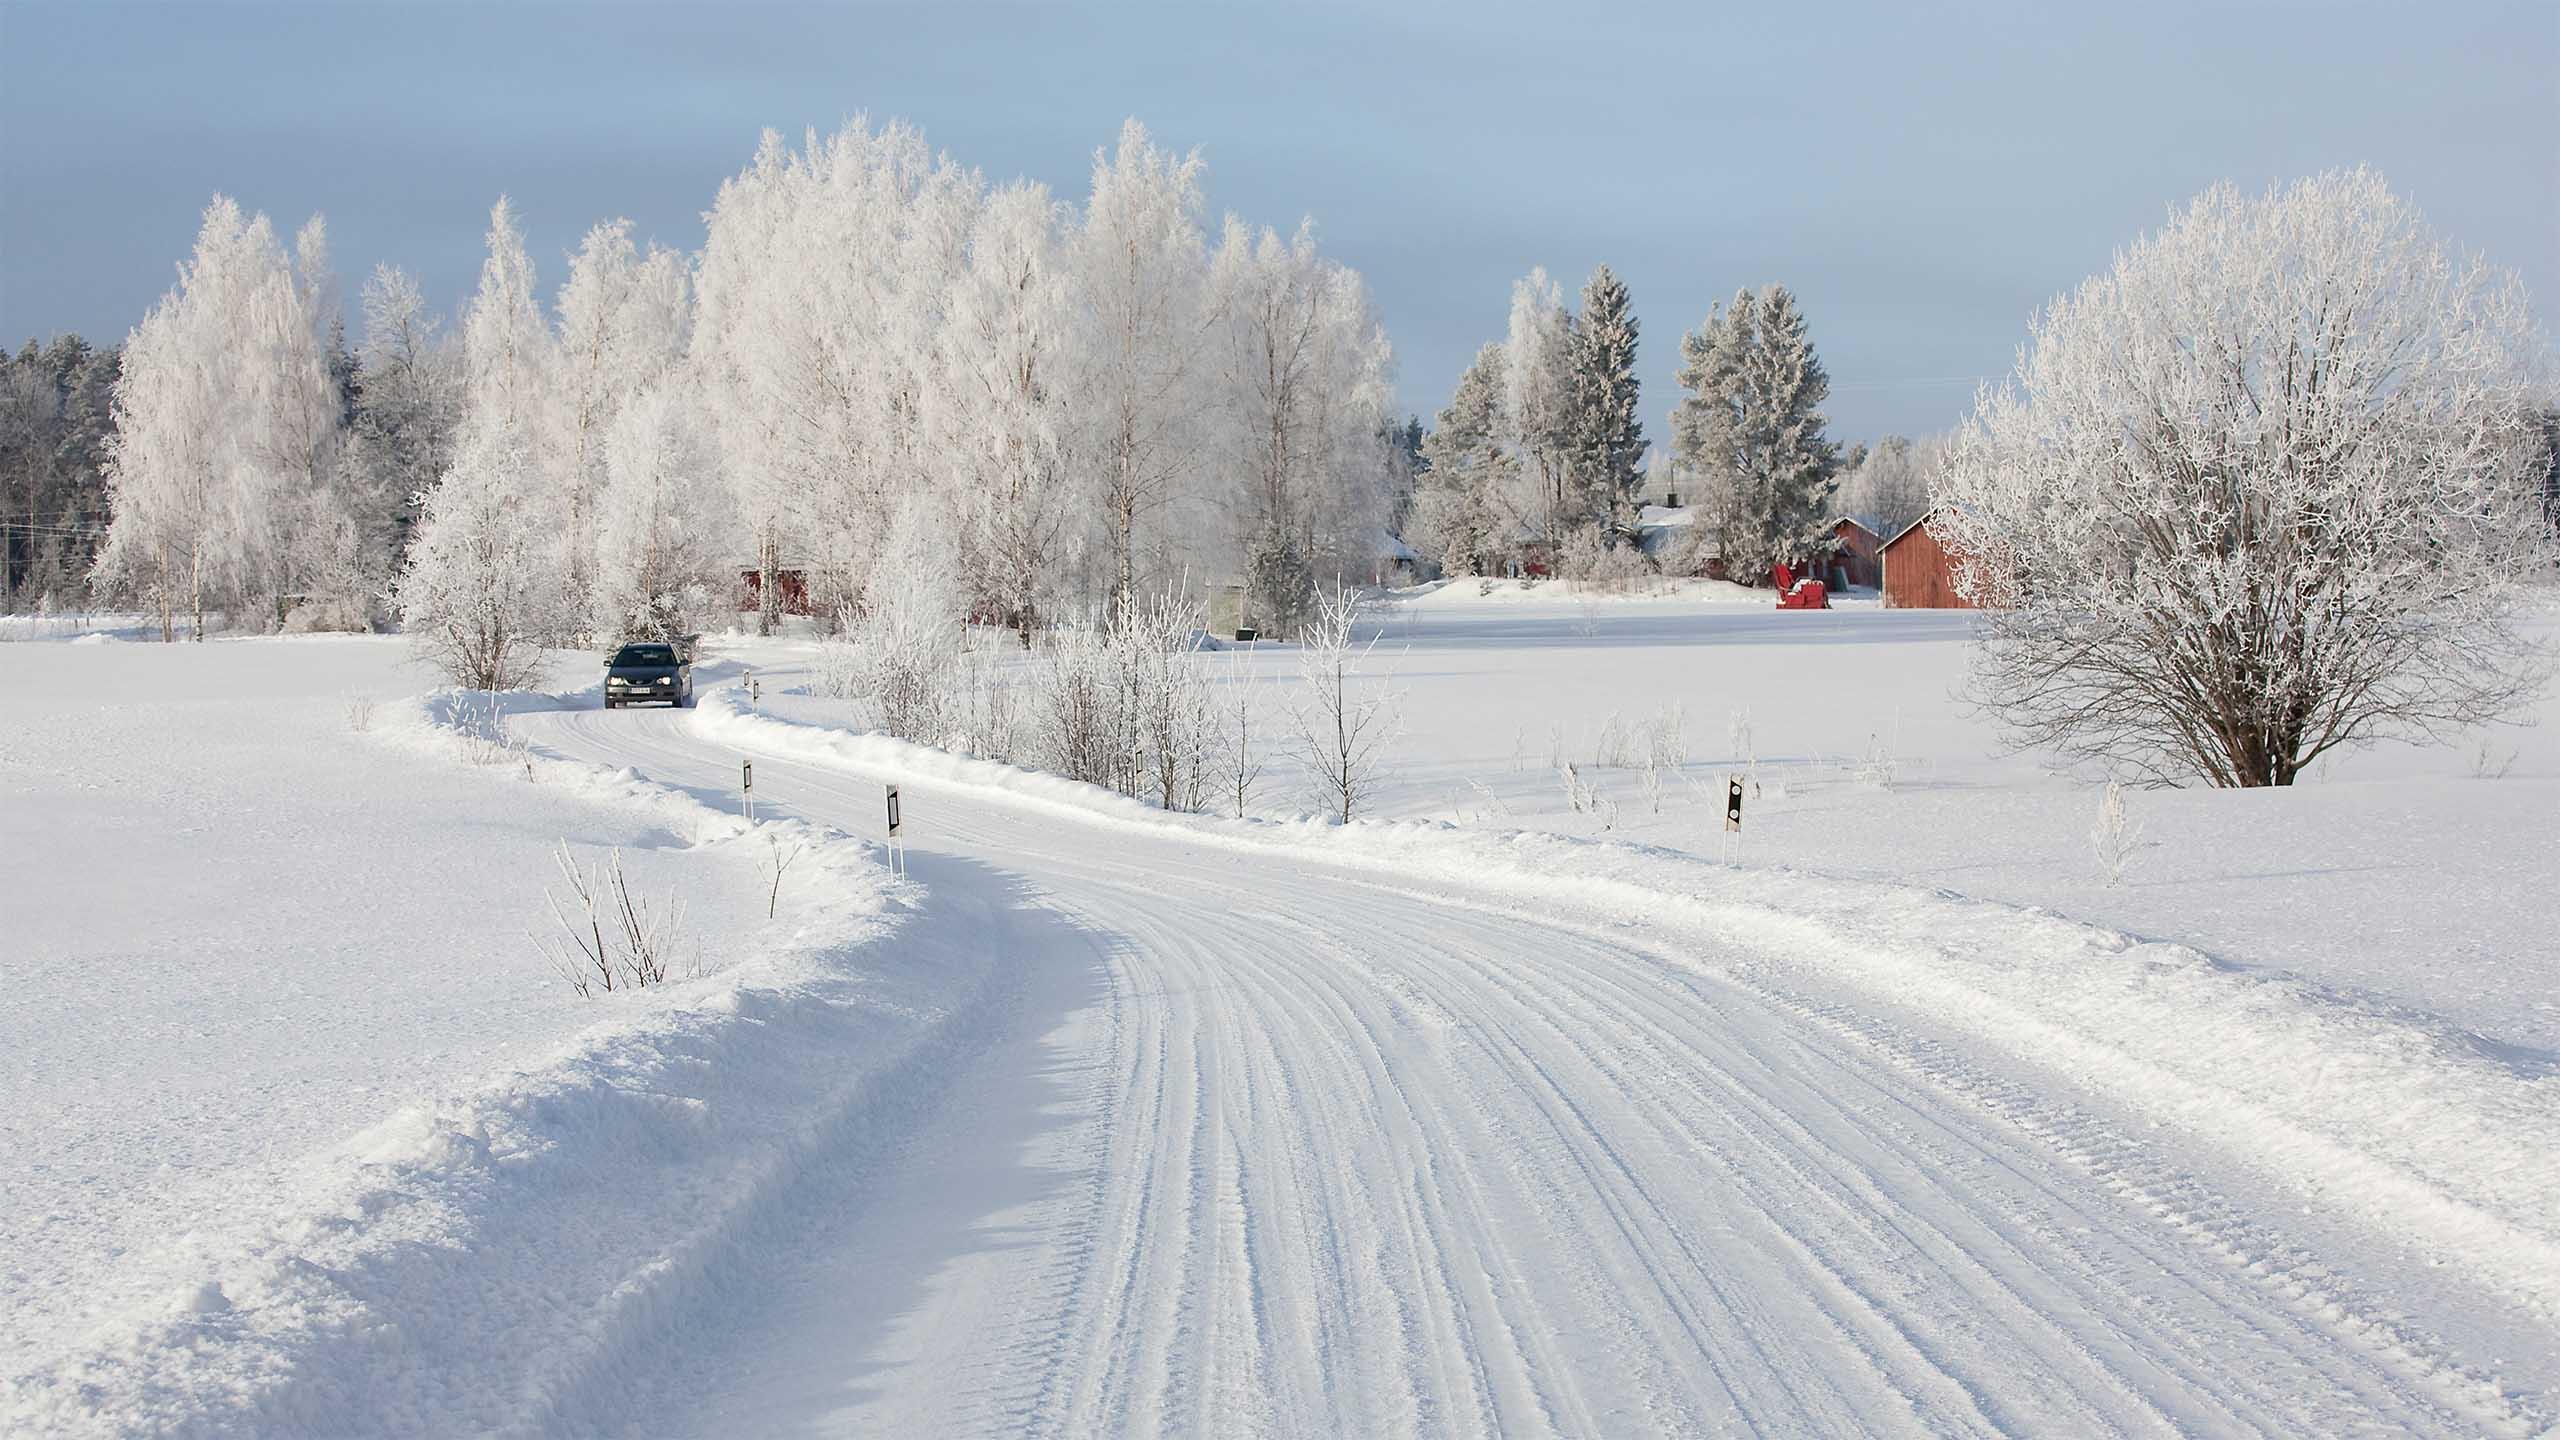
xmin=1770 ymin=562 xmax=1831 ymax=610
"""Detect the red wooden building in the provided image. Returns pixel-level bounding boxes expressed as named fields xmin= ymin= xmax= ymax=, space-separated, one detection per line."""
xmin=1827 ymin=516 xmax=1883 ymax=591
xmin=1880 ymin=509 xmax=1976 ymax=609
xmin=740 ymin=566 xmax=816 ymax=617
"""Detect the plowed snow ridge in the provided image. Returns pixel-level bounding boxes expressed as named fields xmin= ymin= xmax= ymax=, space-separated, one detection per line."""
xmin=516 ymin=678 xmax=2554 ymax=1438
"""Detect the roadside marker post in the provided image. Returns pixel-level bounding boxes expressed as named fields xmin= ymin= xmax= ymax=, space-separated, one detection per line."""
xmin=1722 ymin=774 xmax=1743 ymax=866
xmin=885 ymin=784 xmax=906 ymax=877
xmin=742 ymin=758 xmax=755 ymax=824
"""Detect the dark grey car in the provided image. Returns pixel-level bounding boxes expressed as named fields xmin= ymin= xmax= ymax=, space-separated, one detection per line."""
xmin=603 ymin=642 xmax=693 ymax=708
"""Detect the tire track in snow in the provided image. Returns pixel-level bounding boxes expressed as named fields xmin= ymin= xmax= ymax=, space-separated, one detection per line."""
xmin=524 ymin=695 xmax=2545 ymax=1438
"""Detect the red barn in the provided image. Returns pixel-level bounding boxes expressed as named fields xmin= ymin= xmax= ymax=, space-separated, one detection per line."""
xmin=1880 ymin=509 xmax=1976 ymax=609
xmin=1828 ymin=516 xmax=1883 ymax=590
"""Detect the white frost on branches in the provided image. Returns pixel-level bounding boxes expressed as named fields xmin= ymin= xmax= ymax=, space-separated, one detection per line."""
xmin=1939 ymin=169 xmax=2557 ymax=787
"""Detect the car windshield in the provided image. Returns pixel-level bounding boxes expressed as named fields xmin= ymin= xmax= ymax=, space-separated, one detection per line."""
xmin=612 ymin=645 xmax=678 ymax=668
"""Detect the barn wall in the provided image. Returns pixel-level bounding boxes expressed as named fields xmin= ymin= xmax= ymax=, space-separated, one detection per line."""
xmin=1881 ymin=523 xmax=1975 ymax=609
xmin=1832 ymin=522 xmax=1883 ymax=589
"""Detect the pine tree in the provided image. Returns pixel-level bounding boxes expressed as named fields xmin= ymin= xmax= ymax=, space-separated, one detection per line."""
xmin=349 ymin=264 xmax=461 ymax=580
xmin=1671 ymin=284 xmax=1841 ymax=584
xmin=1565 ymin=264 xmax=1644 ymax=536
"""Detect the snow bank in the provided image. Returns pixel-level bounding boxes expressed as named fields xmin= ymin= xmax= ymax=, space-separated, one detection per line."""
xmin=1385 ymin=575 xmax=1878 ymax=608
xmin=692 ymin=687 xmax=2560 ymax=1328
xmin=2 ymin=686 xmax=1008 ymax=1439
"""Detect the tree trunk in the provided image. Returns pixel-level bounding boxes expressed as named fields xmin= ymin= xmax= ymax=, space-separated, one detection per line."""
xmin=757 ymin=529 xmax=780 ymax=637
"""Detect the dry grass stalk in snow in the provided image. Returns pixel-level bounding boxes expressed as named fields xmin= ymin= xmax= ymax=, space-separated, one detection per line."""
xmin=759 ymin=832 xmax=806 ymax=919
xmin=2090 ymin=780 xmax=2144 ymax=888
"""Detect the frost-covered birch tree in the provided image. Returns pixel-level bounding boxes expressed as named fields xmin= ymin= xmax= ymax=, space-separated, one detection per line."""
xmin=1068 ymin=120 xmax=1211 ymax=607
xmin=1837 ymin=433 xmax=1943 ymax=540
xmin=693 ymin=120 xmax=977 ymax=627
xmin=399 ymin=198 xmax=566 ymax=686
xmin=93 ymin=196 xmax=344 ymax=639
xmin=936 ymin=179 xmax=1076 ymax=641
xmin=1938 ymin=169 xmax=2558 ymax=787
xmin=552 ymin=220 xmax=691 ymax=635
xmin=592 ymin=383 xmax=724 ymax=643
xmin=1501 ymin=269 xmax=1577 ymax=544
xmin=1208 ymin=217 xmax=1395 ymax=635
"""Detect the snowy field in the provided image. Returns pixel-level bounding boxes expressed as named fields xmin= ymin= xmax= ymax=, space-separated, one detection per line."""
xmin=1354 ymin=581 xmax=2560 ymax=1052
xmin=0 ymin=635 xmax=984 ymax=1432
xmin=4 ymin=592 xmax=2557 ymax=1435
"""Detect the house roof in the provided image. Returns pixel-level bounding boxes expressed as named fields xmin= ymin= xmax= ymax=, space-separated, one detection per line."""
xmin=1831 ymin=514 xmax=1884 ymax=539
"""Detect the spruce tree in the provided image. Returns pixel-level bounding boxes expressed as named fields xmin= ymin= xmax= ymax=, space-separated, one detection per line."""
xmin=1670 ymin=284 xmax=1841 ymax=584
xmin=1414 ymin=343 xmax=1513 ymax=575
xmin=1566 ymin=264 xmax=1644 ymax=536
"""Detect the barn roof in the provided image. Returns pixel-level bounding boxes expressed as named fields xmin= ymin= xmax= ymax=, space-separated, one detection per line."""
xmin=1880 ymin=507 xmax=1943 ymax=551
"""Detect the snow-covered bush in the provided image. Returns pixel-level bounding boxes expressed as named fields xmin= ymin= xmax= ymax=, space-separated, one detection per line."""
xmin=400 ymin=433 xmax=558 ymax=692
xmin=1558 ymin=528 xmax=1653 ymax=596
xmin=1940 ymin=169 xmax=2558 ymax=787
xmin=1028 ymin=587 xmax=1215 ymax=807
xmin=839 ymin=499 xmax=970 ymax=744
xmin=1645 ymin=702 xmax=1688 ymax=772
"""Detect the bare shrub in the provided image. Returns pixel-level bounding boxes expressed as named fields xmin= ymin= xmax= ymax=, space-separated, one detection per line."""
xmin=1217 ymin=643 xmax=1267 ymax=817
xmin=1032 ymin=588 xmax=1217 ymax=809
xmin=759 ymin=833 xmax=806 ymax=919
xmin=1285 ymin=588 xmax=1400 ymax=823
xmin=2469 ymin=733 xmax=2520 ymax=781
xmin=537 ymin=842 xmax=691 ymax=996
xmin=345 ymin=693 xmax=376 ymax=733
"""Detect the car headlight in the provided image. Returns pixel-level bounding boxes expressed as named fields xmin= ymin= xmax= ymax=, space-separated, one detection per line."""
xmin=658 ymin=677 xmax=673 ymax=686
xmin=608 ymin=677 xmax=627 ymax=687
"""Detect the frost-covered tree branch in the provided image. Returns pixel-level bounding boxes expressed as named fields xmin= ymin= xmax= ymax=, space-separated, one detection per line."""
xmin=1938 ymin=169 xmax=2558 ymax=787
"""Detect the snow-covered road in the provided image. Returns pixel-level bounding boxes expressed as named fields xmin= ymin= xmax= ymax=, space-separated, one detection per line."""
xmin=520 ymin=692 xmax=2529 ymax=1438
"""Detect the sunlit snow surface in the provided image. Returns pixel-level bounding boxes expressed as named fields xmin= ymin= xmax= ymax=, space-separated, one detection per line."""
xmin=3 ymin=590 xmax=2554 ymax=1436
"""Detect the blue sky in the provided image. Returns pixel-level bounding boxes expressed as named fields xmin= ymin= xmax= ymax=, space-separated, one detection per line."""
xmin=3 ymin=1 xmax=2552 ymax=443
